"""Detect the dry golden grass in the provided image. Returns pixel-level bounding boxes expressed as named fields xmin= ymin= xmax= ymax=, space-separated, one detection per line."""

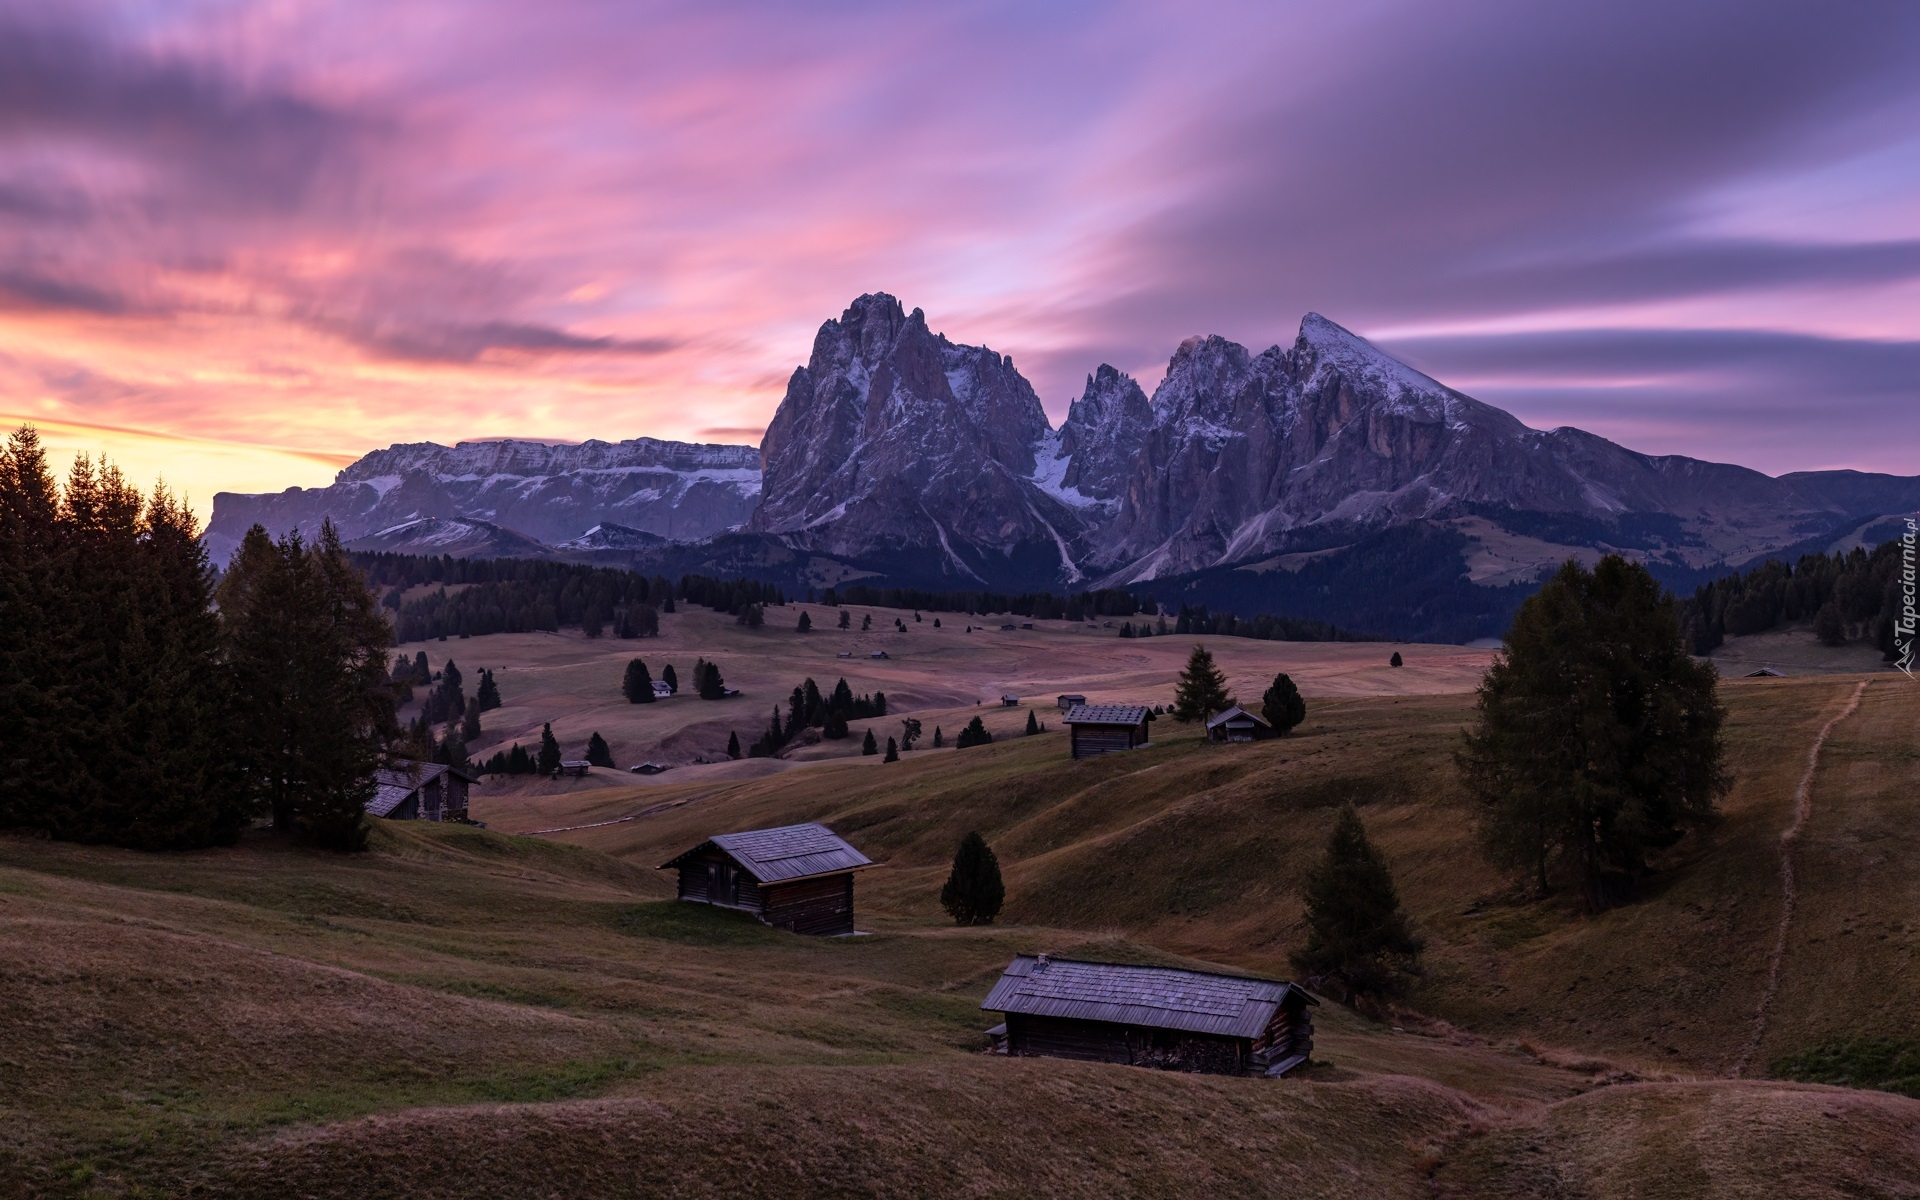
xmin=5 ymin=611 xmax=1918 ymax=1197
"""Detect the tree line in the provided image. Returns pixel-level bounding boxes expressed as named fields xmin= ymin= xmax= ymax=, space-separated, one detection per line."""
xmin=1678 ymin=537 xmax=1907 ymax=655
xmin=816 ymin=583 xmax=1146 ymax=621
xmin=1 ymin=427 xmax=396 ymax=852
xmin=1123 ymin=603 xmax=1357 ymax=644
xmin=741 ymin=677 xmax=889 ymax=758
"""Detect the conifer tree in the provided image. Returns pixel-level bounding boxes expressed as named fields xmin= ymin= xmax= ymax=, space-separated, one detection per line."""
xmin=727 ymin=731 xmax=741 ymax=759
xmin=1172 ymin=643 xmax=1233 ymax=722
xmin=823 ymin=711 xmax=849 ymax=740
xmin=661 ymin=663 xmax=678 ymax=694
xmin=1389 ymin=651 xmax=1403 ymax=667
xmin=861 ymin=613 xmax=871 ymax=630
xmin=939 ymin=832 xmax=1005 ymax=925
xmin=956 ymin=715 xmax=992 ymax=748
xmin=1024 ymin=709 xmax=1040 ymax=735
xmin=933 ymin=726 xmax=944 ymax=748
xmin=1290 ymin=805 xmax=1422 ymax=1002
xmin=695 ymin=658 xmax=727 ymax=699
xmin=862 ymin=729 xmax=878 ymax=755
xmin=1261 ymin=672 xmax=1306 ymax=734
xmin=219 ymin=521 xmax=397 ymax=851
xmin=898 ymin=717 xmax=922 ymax=750
xmin=883 ymin=736 xmax=899 ymax=762
xmin=586 ymin=731 xmax=614 ymax=768
xmin=538 ymin=723 xmax=562 ymax=775
xmin=460 ymin=702 xmax=482 ymax=742
xmin=476 ymin=668 xmax=502 ymax=711
xmin=1815 ymin=601 xmax=1846 ymax=646
xmin=623 ymin=658 xmax=656 ymax=703
xmin=837 ymin=609 xmax=851 ymax=630
xmin=1458 ymin=556 xmax=1728 ymax=910
xmin=797 ymin=610 xmax=812 ymax=632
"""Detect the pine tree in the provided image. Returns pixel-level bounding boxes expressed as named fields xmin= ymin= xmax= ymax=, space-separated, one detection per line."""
xmin=1024 ymin=709 xmax=1040 ymax=735
xmin=899 ymin=718 xmax=922 ymax=750
xmin=695 ymin=658 xmax=727 ymax=699
xmin=823 ymin=711 xmax=849 ymax=740
xmin=460 ymin=702 xmax=482 ymax=742
xmin=737 ymin=603 xmax=764 ymax=627
xmin=862 ymin=729 xmax=878 ymax=755
xmin=939 ymin=832 xmax=1005 ymax=926
xmin=1815 ymin=601 xmax=1846 ymax=646
xmin=1172 ymin=643 xmax=1234 ymax=722
xmin=933 ymin=726 xmax=944 ymax=748
xmin=1389 ymin=651 xmax=1404 ymax=667
xmin=661 ymin=664 xmax=678 ymax=694
xmin=837 ymin=609 xmax=851 ymax=630
xmin=1261 ymin=672 xmax=1306 ymax=734
xmin=883 ymin=736 xmax=899 ymax=762
xmin=582 ymin=607 xmax=604 ymax=637
xmin=727 ymin=731 xmax=741 ymax=759
xmin=933 ymin=617 xmax=941 ymax=628
xmin=861 ymin=613 xmax=872 ymax=630
xmin=1458 ymin=556 xmax=1729 ymax=910
xmin=956 ymin=715 xmax=992 ymax=748
xmin=623 ymin=658 xmax=656 ymax=703
xmin=586 ymin=731 xmax=614 ymax=768
xmin=476 ymin=668 xmax=502 ymax=711
xmin=1290 ymin=806 xmax=1423 ymax=1003
xmin=538 ymin=723 xmax=562 ymax=775
xmin=219 ymin=521 xmax=397 ymax=851
xmin=797 ymin=610 xmax=812 ymax=632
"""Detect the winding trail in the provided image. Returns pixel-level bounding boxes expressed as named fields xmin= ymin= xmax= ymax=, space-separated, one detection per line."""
xmin=1731 ymin=679 xmax=1867 ymax=1077
xmin=522 ymin=794 xmax=705 ymax=837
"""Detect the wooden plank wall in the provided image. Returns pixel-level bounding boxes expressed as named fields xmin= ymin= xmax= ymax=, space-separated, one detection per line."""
xmin=761 ymin=873 xmax=854 ymax=935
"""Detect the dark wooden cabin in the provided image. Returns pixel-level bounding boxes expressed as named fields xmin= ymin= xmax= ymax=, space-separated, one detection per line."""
xmin=659 ymin=823 xmax=873 ymax=936
xmin=981 ymin=955 xmax=1316 ymax=1077
xmin=1062 ymin=704 xmax=1152 ymax=758
xmin=1205 ymin=704 xmax=1271 ymax=743
xmin=367 ymin=761 xmax=477 ymax=822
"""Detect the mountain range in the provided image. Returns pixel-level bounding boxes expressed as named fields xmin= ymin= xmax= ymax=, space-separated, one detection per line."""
xmin=207 ymin=293 xmax=1920 ymax=640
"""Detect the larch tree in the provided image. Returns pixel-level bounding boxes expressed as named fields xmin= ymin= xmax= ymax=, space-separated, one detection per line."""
xmin=1261 ymin=673 xmax=1306 ymax=735
xmin=1290 ymin=805 xmax=1423 ymax=1003
xmin=939 ymin=832 xmax=1005 ymax=926
xmin=1172 ymin=643 xmax=1234 ymax=722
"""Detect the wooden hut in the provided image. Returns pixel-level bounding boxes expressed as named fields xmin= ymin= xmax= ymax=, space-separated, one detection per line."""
xmin=981 ymin=955 xmax=1316 ymax=1077
xmin=1056 ymin=693 xmax=1087 ymax=711
xmin=659 ymin=823 xmax=873 ymax=936
xmin=1062 ymin=704 xmax=1152 ymax=758
xmin=1205 ymin=705 xmax=1271 ymax=743
xmin=367 ymin=761 xmax=477 ymax=822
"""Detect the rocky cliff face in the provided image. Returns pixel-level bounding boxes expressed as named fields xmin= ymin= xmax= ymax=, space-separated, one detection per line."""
xmin=205 ymin=437 xmax=758 ymax=564
xmin=750 ymin=293 xmax=1088 ymax=583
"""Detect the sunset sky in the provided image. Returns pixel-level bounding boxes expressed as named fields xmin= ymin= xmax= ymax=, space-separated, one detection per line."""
xmin=3 ymin=0 xmax=1918 ymax=511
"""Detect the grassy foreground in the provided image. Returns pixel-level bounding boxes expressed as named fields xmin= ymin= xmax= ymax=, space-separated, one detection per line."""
xmin=3 ymin=672 xmax=1918 ymax=1196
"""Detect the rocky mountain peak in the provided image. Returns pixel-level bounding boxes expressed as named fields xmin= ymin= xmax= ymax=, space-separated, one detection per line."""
xmin=1056 ymin=365 xmax=1151 ymax=500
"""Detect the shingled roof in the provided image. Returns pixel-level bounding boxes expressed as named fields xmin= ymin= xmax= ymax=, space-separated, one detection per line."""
xmin=367 ymin=761 xmax=476 ymax=818
xmin=980 ymin=956 xmax=1313 ymax=1038
xmin=1062 ymin=704 xmax=1151 ymax=726
xmin=659 ymin=822 xmax=873 ymax=885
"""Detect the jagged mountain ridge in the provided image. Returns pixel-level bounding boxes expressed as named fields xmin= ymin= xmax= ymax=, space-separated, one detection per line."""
xmin=206 ymin=294 xmax=1920 ymax=639
xmin=205 ymin=437 xmax=758 ymax=564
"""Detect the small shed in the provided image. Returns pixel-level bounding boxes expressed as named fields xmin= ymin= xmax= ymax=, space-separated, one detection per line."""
xmin=1056 ymin=693 xmax=1087 ymax=711
xmin=558 ymin=760 xmax=592 ymax=777
xmin=659 ymin=822 xmax=874 ymax=936
xmin=650 ymin=679 xmax=673 ymax=698
xmin=1001 ymin=693 xmax=1021 ymax=707
xmin=870 ymin=650 xmax=890 ymax=659
xmin=1205 ymin=705 xmax=1271 ymax=743
xmin=1062 ymin=704 xmax=1152 ymax=758
xmin=981 ymin=955 xmax=1316 ymax=1077
xmin=368 ymin=761 xmax=477 ymax=822
xmin=1744 ymin=666 xmax=1786 ymax=678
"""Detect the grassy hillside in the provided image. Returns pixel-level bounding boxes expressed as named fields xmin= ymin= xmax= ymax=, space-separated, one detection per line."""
xmin=6 ymin=658 xmax=1917 ymax=1195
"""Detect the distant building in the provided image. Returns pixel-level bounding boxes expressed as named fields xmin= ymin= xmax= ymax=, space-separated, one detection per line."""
xmin=1062 ymin=704 xmax=1152 ymax=758
xmin=368 ymin=760 xmax=477 ymax=822
xmin=1056 ymin=693 xmax=1087 ymax=711
xmin=651 ymin=679 xmax=673 ymax=698
xmin=999 ymin=624 xmax=1016 ymax=631
xmin=981 ymin=955 xmax=1316 ymax=1077
xmin=870 ymin=650 xmax=889 ymax=659
xmin=558 ymin=760 xmax=592 ymax=777
xmin=1205 ymin=705 xmax=1271 ymax=743
xmin=659 ymin=822 xmax=874 ymax=936
xmin=629 ymin=762 xmax=671 ymax=775
xmin=1001 ymin=693 xmax=1021 ymax=707
xmin=1744 ymin=666 xmax=1786 ymax=678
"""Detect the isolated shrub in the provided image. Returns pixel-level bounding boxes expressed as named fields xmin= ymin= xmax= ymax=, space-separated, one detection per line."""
xmin=1291 ymin=805 xmax=1422 ymax=1003
xmin=1389 ymin=651 xmax=1403 ymax=668
xmin=1261 ymin=673 xmax=1306 ymax=734
xmin=797 ymin=610 xmax=812 ymax=632
xmin=940 ymin=832 xmax=1005 ymax=926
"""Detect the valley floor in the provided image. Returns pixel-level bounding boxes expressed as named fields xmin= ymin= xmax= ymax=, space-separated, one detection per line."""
xmin=6 ymin=616 xmax=1918 ymax=1196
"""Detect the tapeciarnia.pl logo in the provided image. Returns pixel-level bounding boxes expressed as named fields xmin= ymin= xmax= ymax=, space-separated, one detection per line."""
xmin=1897 ymin=516 xmax=1916 ymax=680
